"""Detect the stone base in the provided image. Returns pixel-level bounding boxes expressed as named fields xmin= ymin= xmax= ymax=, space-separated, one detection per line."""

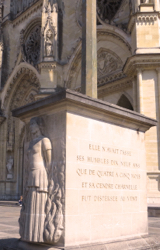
xmin=148 ymin=206 xmax=160 ymax=217
xmin=3 ymin=236 xmax=160 ymax=250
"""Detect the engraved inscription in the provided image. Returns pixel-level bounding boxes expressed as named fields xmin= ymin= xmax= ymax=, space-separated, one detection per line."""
xmin=76 ymin=144 xmax=142 ymax=203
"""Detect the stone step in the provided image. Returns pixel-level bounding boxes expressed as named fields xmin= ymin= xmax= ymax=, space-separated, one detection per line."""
xmin=148 ymin=204 xmax=160 ymax=217
xmin=0 ymin=201 xmax=19 ymax=207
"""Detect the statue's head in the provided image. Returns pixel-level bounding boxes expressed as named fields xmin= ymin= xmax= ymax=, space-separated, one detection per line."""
xmin=30 ymin=117 xmax=44 ymax=137
xmin=30 ymin=118 xmax=40 ymax=136
xmin=46 ymin=29 xmax=53 ymax=39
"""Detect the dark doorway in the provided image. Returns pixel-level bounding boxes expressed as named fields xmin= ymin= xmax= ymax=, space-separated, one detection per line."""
xmin=117 ymin=94 xmax=133 ymax=111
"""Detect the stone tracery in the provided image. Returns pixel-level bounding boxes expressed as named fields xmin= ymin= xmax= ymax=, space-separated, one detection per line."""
xmin=76 ymin=0 xmax=123 ymax=27
xmin=24 ymin=25 xmax=41 ymax=65
xmin=97 ymin=0 xmax=123 ymax=23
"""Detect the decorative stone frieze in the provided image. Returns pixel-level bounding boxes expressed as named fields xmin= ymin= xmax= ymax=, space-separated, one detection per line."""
xmin=38 ymin=62 xmax=57 ymax=70
xmin=128 ymin=13 xmax=158 ymax=33
xmin=98 ymin=78 xmax=132 ymax=97
xmin=98 ymin=71 xmax=126 ymax=86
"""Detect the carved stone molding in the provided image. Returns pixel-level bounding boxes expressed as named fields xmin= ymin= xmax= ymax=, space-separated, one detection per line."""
xmin=4 ymin=67 xmax=40 ymax=107
xmin=75 ymin=0 xmax=82 ymax=28
xmin=97 ymin=30 xmax=132 ymax=52
xmin=66 ymin=52 xmax=81 ymax=89
xmin=128 ymin=13 xmax=158 ymax=33
xmin=124 ymin=55 xmax=160 ymax=76
xmin=66 ymin=37 xmax=82 ymax=62
xmin=98 ymin=71 xmax=126 ymax=86
xmin=38 ymin=62 xmax=57 ymax=70
xmin=73 ymin=77 xmax=132 ymax=96
xmin=98 ymin=79 xmax=132 ymax=97
xmin=9 ymin=81 xmax=39 ymax=111
xmin=137 ymin=14 xmax=157 ymax=22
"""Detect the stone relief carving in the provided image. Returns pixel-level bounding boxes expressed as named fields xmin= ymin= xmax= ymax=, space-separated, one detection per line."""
xmin=7 ymin=119 xmax=15 ymax=152
xmin=45 ymin=29 xmax=55 ymax=57
xmin=98 ymin=72 xmax=126 ymax=86
xmin=67 ymin=47 xmax=125 ymax=89
xmin=6 ymin=156 xmax=14 ymax=179
xmin=4 ymin=67 xmax=40 ymax=107
xmin=24 ymin=25 xmax=41 ymax=65
xmin=19 ymin=117 xmax=64 ymax=244
xmin=97 ymin=49 xmax=123 ymax=78
xmin=42 ymin=2 xmax=58 ymax=60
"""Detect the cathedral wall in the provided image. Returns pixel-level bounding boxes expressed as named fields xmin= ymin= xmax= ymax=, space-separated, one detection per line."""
xmin=141 ymin=70 xmax=157 ymax=119
xmin=142 ymin=70 xmax=159 ymax=171
xmin=137 ymin=18 xmax=159 ymax=48
xmin=61 ymin=0 xmax=81 ymax=62
xmin=101 ymin=87 xmax=133 ymax=107
xmin=0 ymin=120 xmax=7 ymax=181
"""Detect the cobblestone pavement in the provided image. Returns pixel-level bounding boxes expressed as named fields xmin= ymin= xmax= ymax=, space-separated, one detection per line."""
xmin=0 ymin=205 xmax=160 ymax=248
xmin=0 ymin=205 xmax=20 ymax=240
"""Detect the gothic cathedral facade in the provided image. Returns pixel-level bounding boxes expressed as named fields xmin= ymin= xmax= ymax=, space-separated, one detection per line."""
xmin=0 ymin=0 xmax=160 ymax=204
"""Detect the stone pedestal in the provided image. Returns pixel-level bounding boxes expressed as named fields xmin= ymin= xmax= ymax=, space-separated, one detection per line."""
xmin=12 ymin=89 xmax=157 ymax=250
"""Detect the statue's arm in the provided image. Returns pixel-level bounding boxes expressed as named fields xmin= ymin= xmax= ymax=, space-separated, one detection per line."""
xmin=42 ymin=138 xmax=52 ymax=171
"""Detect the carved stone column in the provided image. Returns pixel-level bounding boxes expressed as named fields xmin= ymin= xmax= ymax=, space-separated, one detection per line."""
xmin=154 ymin=0 xmax=159 ymax=11
xmin=137 ymin=69 xmax=143 ymax=113
xmin=38 ymin=0 xmax=62 ymax=92
xmin=81 ymin=0 xmax=97 ymax=98
xmin=135 ymin=0 xmax=140 ymax=12
xmin=156 ymin=68 xmax=160 ymax=169
xmin=132 ymin=78 xmax=138 ymax=111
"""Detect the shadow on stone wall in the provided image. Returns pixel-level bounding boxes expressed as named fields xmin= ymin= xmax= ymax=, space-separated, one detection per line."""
xmin=0 ymin=238 xmax=19 ymax=250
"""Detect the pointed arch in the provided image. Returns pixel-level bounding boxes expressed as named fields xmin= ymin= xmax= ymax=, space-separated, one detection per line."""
xmin=1 ymin=62 xmax=41 ymax=111
xmin=117 ymin=94 xmax=133 ymax=111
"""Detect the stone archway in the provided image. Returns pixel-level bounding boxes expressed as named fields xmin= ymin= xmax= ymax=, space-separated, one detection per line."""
xmin=1 ymin=67 xmax=40 ymax=199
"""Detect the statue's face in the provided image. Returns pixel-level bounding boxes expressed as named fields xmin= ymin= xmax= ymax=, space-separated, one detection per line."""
xmin=47 ymin=30 xmax=52 ymax=38
xmin=30 ymin=119 xmax=40 ymax=135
